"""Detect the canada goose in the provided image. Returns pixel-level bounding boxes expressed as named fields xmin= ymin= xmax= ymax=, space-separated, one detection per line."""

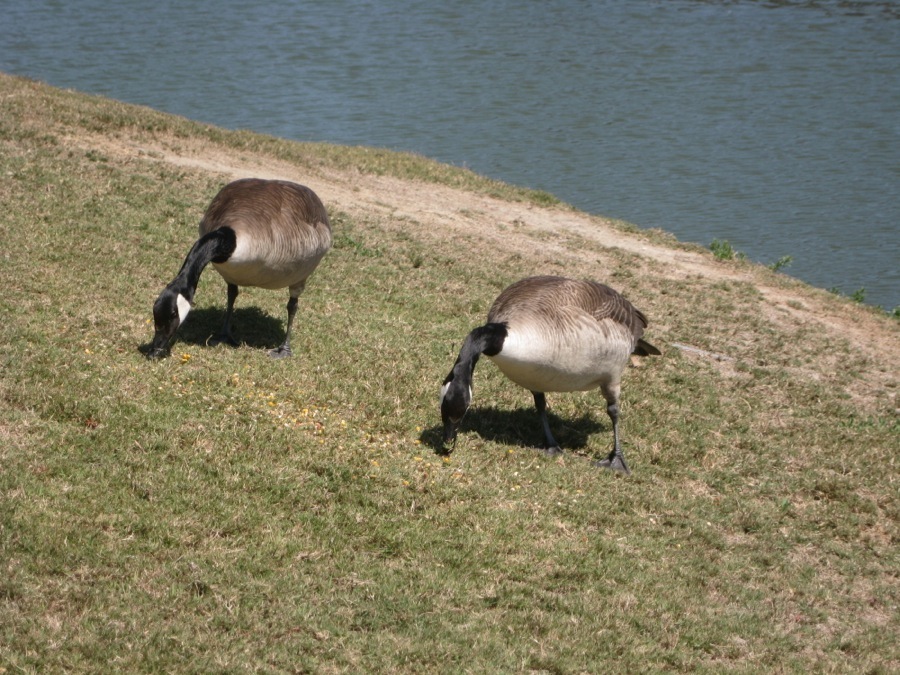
xmin=148 ymin=178 xmax=332 ymax=360
xmin=440 ymin=275 xmax=660 ymax=473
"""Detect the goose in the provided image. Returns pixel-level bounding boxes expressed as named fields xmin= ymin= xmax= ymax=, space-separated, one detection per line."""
xmin=440 ymin=275 xmax=660 ymax=473
xmin=148 ymin=178 xmax=332 ymax=360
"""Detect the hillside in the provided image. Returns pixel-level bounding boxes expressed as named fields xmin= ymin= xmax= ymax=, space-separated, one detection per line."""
xmin=1 ymin=73 xmax=897 ymax=672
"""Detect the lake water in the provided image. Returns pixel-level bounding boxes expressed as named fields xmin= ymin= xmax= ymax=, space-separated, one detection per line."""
xmin=2 ymin=0 xmax=898 ymax=309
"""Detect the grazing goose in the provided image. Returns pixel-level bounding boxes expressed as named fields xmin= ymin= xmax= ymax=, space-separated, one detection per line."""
xmin=148 ymin=178 xmax=332 ymax=360
xmin=440 ymin=275 xmax=660 ymax=473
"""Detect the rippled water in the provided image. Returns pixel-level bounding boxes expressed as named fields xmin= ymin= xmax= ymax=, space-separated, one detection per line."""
xmin=2 ymin=0 xmax=897 ymax=308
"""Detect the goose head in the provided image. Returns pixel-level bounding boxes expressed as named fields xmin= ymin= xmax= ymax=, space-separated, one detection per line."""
xmin=440 ymin=375 xmax=473 ymax=451
xmin=148 ymin=287 xmax=192 ymax=360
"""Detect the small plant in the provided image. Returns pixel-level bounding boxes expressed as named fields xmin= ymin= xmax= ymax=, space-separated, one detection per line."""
xmin=408 ymin=251 xmax=425 ymax=269
xmin=828 ymin=286 xmax=869 ymax=305
xmin=768 ymin=255 xmax=793 ymax=272
xmin=709 ymin=239 xmax=745 ymax=261
xmin=527 ymin=189 xmax=561 ymax=207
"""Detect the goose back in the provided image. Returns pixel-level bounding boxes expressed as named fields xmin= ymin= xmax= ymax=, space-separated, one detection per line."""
xmin=201 ymin=178 xmax=332 ymax=291
xmin=486 ymin=276 xmax=648 ymax=393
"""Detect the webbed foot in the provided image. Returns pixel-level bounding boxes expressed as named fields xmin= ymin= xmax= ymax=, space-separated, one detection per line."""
xmin=268 ymin=345 xmax=293 ymax=359
xmin=593 ymin=451 xmax=631 ymax=474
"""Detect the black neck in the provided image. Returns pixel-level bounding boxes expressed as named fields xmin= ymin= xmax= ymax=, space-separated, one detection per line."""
xmin=446 ymin=322 xmax=508 ymax=387
xmin=169 ymin=227 xmax=237 ymax=297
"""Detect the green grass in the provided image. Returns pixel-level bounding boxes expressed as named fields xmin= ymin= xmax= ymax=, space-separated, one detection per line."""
xmin=1 ymin=73 xmax=898 ymax=673
xmin=709 ymin=238 xmax=746 ymax=262
xmin=767 ymin=255 xmax=793 ymax=273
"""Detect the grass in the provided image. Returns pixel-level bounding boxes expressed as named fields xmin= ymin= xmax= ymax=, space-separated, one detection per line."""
xmin=1 ymin=73 xmax=898 ymax=673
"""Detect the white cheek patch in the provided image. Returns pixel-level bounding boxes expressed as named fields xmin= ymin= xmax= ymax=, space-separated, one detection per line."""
xmin=440 ymin=381 xmax=450 ymax=404
xmin=176 ymin=293 xmax=192 ymax=325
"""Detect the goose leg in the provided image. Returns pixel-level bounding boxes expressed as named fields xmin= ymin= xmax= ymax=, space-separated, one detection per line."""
xmin=269 ymin=295 xmax=298 ymax=359
xmin=211 ymin=283 xmax=240 ymax=347
xmin=593 ymin=398 xmax=631 ymax=475
xmin=532 ymin=392 xmax=563 ymax=456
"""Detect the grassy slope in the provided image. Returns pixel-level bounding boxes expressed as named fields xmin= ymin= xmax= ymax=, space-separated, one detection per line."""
xmin=0 ymin=73 xmax=897 ymax=673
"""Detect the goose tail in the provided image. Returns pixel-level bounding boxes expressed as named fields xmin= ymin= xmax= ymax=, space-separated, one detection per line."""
xmin=633 ymin=338 xmax=661 ymax=357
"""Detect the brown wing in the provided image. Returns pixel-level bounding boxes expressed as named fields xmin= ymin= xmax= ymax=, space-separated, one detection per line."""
xmin=199 ymin=179 xmax=330 ymax=237
xmin=488 ymin=275 xmax=568 ymax=324
xmin=489 ymin=276 xmax=649 ymax=342
xmin=579 ymin=280 xmax=649 ymax=342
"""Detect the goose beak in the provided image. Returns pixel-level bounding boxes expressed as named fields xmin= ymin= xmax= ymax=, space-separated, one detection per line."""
xmin=441 ymin=418 xmax=459 ymax=453
xmin=147 ymin=346 xmax=170 ymax=360
xmin=147 ymin=333 xmax=173 ymax=360
xmin=440 ymin=379 xmax=468 ymax=453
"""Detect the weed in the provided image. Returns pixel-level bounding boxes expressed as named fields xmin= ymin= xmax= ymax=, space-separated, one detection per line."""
xmin=768 ymin=255 xmax=793 ymax=272
xmin=709 ymin=238 xmax=746 ymax=261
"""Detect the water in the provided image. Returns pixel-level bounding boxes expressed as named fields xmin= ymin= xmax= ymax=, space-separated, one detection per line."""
xmin=2 ymin=0 xmax=898 ymax=309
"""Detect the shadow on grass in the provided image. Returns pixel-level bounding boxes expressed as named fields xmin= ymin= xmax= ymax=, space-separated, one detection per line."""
xmin=137 ymin=307 xmax=285 ymax=356
xmin=419 ymin=405 xmax=607 ymax=457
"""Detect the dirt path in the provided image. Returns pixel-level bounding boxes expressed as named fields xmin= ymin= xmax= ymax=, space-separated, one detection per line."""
xmin=74 ymin=132 xmax=899 ymax=411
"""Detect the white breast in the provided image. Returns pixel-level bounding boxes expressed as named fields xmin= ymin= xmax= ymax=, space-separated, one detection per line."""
xmin=489 ymin=318 xmax=634 ymax=393
xmin=213 ymin=231 xmax=329 ymax=291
